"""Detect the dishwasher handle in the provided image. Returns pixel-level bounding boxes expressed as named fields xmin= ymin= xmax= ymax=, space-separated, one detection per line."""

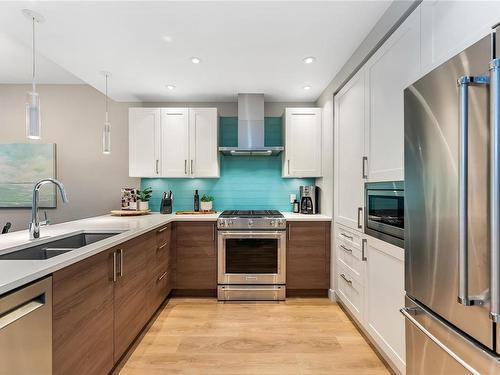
xmin=0 ymin=294 xmax=45 ymax=330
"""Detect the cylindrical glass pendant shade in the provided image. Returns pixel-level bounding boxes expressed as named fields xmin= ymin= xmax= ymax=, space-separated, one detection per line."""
xmin=102 ymin=121 xmax=111 ymax=154
xmin=26 ymin=91 xmax=41 ymax=139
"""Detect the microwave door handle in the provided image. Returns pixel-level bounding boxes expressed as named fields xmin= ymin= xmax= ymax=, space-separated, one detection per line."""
xmin=457 ymin=75 xmax=488 ymax=307
xmin=490 ymin=59 xmax=500 ymax=322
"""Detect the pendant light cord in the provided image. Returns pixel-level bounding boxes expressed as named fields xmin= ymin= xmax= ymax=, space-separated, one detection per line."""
xmin=105 ymin=74 xmax=109 ymax=123
xmin=32 ymin=16 xmax=36 ymax=93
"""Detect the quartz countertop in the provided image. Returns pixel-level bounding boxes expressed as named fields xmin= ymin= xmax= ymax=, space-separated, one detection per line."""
xmin=0 ymin=211 xmax=331 ymax=295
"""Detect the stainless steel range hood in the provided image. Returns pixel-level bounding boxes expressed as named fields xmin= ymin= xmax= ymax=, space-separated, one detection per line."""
xmin=219 ymin=93 xmax=284 ymax=156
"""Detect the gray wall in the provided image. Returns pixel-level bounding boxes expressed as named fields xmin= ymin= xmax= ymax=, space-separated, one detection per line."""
xmin=0 ymin=84 xmax=139 ymax=231
xmin=0 ymin=83 xmax=314 ymax=232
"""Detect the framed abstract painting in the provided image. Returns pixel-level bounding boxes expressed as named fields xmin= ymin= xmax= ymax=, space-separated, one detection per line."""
xmin=0 ymin=143 xmax=57 ymax=208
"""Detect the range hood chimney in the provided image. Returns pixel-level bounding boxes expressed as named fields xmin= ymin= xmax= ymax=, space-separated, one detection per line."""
xmin=219 ymin=93 xmax=284 ymax=156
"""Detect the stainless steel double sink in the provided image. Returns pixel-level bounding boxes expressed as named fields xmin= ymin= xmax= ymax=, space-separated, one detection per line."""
xmin=0 ymin=232 xmax=122 ymax=260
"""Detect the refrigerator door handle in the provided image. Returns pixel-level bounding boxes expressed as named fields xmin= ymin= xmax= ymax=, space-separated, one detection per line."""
xmin=490 ymin=58 xmax=500 ymax=322
xmin=457 ymin=75 xmax=489 ymax=307
xmin=401 ymin=306 xmax=481 ymax=375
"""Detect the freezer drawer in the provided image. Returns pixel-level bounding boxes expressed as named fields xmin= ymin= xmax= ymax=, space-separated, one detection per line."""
xmin=402 ymin=297 xmax=500 ymax=375
xmin=0 ymin=277 xmax=52 ymax=375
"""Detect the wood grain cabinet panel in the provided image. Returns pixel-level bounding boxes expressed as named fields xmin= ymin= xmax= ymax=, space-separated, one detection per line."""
xmin=52 ymin=249 xmax=115 ymax=375
xmin=175 ymin=222 xmax=217 ymax=290
xmin=286 ymin=221 xmax=331 ymax=293
xmin=114 ymin=232 xmax=155 ymax=362
xmin=148 ymin=224 xmax=173 ymax=315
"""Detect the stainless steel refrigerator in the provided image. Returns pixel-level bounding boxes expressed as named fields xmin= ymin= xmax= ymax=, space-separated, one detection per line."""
xmin=403 ymin=25 xmax=500 ymax=374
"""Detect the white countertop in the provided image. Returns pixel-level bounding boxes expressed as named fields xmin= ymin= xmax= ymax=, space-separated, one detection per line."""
xmin=0 ymin=211 xmax=330 ymax=295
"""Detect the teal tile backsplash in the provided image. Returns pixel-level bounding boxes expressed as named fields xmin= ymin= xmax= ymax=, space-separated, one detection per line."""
xmin=141 ymin=117 xmax=314 ymax=212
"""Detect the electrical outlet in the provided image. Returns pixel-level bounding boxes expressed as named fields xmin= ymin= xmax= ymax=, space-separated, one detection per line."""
xmin=290 ymin=194 xmax=296 ymax=203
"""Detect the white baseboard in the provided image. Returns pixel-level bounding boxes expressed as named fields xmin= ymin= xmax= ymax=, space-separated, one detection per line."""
xmin=328 ymin=288 xmax=337 ymax=302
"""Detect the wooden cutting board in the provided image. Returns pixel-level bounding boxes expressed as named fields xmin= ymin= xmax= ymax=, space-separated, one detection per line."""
xmin=110 ymin=209 xmax=151 ymax=216
xmin=175 ymin=210 xmax=217 ymax=215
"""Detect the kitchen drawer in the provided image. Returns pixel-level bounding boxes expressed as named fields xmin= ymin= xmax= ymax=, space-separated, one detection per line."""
xmin=336 ymin=224 xmax=362 ymax=248
xmin=336 ymin=237 xmax=363 ymax=280
xmin=156 ymin=223 xmax=172 ymax=248
xmin=337 ymin=261 xmax=363 ymax=322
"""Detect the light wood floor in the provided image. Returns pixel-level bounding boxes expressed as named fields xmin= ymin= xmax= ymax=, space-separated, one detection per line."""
xmin=115 ymin=298 xmax=391 ymax=375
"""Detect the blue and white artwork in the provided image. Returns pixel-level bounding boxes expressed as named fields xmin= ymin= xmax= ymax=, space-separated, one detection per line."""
xmin=0 ymin=143 xmax=57 ymax=208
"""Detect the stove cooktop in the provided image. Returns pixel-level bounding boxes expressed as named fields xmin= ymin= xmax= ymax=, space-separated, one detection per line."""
xmin=219 ymin=210 xmax=283 ymax=218
xmin=217 ymin=210 xmax=286 ymax=230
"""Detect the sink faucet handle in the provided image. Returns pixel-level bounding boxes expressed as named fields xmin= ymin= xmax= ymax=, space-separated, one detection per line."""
xmin=40 ymin=211 xmax=50 ymax=226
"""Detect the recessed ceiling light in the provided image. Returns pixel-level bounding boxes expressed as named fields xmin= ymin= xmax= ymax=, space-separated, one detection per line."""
xmin=191 ymin=57 xmax=201 ymax=64
xmin=303 ymin=85 xmax=312 ymax=90
xmin=303 ymin=56 xmax=316 ymax=64
xmin=166 ymin=84 xmax=176 ymax=90
xmin=162 ymin=35 xmax=173 ymax=43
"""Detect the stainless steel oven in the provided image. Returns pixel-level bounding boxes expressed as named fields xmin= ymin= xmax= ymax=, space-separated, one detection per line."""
xmin=218 ymin=230 xmax=286 ymax=300
xmin=365 ymin=181 xmax=404 ymax=247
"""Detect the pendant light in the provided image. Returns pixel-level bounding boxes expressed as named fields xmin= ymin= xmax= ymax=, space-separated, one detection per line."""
xmin=101 ymin=71 xmax=111 ymax=154
xmin=22 ymin=9 xmax=45 ymax=140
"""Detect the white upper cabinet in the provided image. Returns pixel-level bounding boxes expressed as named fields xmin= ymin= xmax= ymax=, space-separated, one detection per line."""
xmin=421 ymin=0 xmax=500 ymax=75
xmin=334 ymin=68 xmax=366 ymax=232
xmin=160 ymin=108 xmax=190 ymax=177
xmin=365 ymin=8 xmax=420 ymax=182
xmin=129 ymin=107 xmax=219 ymax=178
xmin=282 ymin=108 xmax=322 ymax=178
xmin=129 ymin=108 xmax=161 ymax=177
xmin=189 ymin=108 xmax=219 ymax=178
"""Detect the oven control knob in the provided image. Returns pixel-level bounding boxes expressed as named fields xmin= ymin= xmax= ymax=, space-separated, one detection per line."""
xmin=218 ymin=220 xmax=225 ymax=228
xmin=228 ymin=220 xmax=233 ymax=227
xmin=270 ymin=220 xmax=276 ymax=227
xmin=248 ymin=219 xmax=254 ymax=227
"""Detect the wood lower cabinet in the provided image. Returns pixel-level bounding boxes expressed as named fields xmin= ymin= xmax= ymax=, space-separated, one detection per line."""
xmin=286 ymin=221 xmax=331 ymax=295
xmin=53 ymin=227 xmax=173 ymax=374
xmin=113 ymin=232 xmax=155 ymax=362
xmin=52 ymin=249 xmax=115 ymax=375
xmin=148 ymin=223 xmax=173 ymax=315
xmin=175 ymin=222 xmax=217 ymax=291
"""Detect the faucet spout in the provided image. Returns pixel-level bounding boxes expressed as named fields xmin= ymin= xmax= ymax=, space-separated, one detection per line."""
xmin=29 ymin=178 xmax=69 ymax=239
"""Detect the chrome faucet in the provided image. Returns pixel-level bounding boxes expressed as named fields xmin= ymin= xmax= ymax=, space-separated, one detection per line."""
xmin=29 ymin=178 xmax=69 ymax=239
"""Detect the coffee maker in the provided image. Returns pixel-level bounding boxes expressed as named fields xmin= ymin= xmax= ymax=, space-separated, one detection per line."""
xmin=299 ymin=185 xmax=319 ymax=214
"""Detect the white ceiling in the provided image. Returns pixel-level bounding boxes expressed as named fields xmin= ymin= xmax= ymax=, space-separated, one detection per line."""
xmin=0 ymin=1 xmax=392 ymax=102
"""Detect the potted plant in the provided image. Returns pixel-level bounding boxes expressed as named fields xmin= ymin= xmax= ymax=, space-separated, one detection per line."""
xmin=200 ymin=194 xmax=214 ymax=212
xmin=137 ymin=187 xmax=152 ymax=211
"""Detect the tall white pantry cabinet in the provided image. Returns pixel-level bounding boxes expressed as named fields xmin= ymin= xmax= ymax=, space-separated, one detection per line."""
xmin=129 ymin=107 xmax=219 ymax=178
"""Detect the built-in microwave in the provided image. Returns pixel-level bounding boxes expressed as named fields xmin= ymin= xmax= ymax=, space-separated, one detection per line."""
xmin=365 ymin=181 xmax=404 ymax=248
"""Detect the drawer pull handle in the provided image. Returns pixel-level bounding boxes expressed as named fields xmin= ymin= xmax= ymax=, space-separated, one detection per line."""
xmin=158 ymin=242 xmax=168 ymax=251
xmin=339 ymin=244 xmax=353 ymax=253
xmin=340 ymin=232 xmax=353 ymax=240
xmin=158 ymin=271 xmax=168 ymax=282
xmin=157 ymin=226 xmax=168 ymax=233
xmin=340 ymin=273 xmax=352 ymax=285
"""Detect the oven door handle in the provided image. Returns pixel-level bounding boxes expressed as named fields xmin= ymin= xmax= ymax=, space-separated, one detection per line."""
xmin=218 ymin=231 xmax=285 ymax=239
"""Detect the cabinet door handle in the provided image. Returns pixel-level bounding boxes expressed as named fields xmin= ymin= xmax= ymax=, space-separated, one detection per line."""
xmin=340 ymin=232 xmax=353 ymax=240
xmin=155 ymin=159 xmax=159 ymax=174
xmin=362 ymin=156 xmax=368 ymax=178
xmin=118 ymin=248 xmax=123 ymax=277
xmin=287 ymin=159 xmax=290 ymax=175
xmin=340 ymin=273 xmax=353 ymax=285
xmin=157 ymin=225 xmax=168 ymax=233
xmin=362 ymin=238 xmax=367 ymax=261
xmin=288 ymin=225 xmax=291 ymax=241
xmin=357 ymin=207 xmax=363 ymax=229
xmin=158 ymin=271 xmax=168 ymax=282
xmin=339 ymin=244 xmax=352 ymax=253
xmin=184 ymin=160 xmax=187 ymax=175
xmin=113 ymin=250 xmax=117 ymax=282
xmin=213 ymin=224 xmax=216 ymax=241
xmin=191 ymin=159 xmax=194 ymax=175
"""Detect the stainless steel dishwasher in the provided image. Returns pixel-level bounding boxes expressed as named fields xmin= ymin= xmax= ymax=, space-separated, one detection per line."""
xmin=0 ymin=277 xmax=52 ymax=374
